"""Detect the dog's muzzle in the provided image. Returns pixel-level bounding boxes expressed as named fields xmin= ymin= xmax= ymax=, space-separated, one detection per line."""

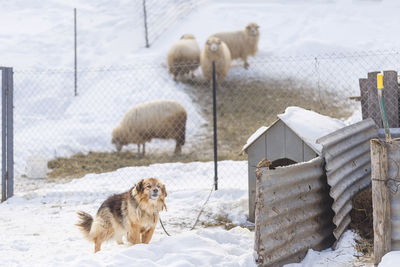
xmin=150 ymin=189 xmax=159 ymax=200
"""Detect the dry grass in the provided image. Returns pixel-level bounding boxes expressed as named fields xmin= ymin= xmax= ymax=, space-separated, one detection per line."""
xmin=200 ymin=215 xmax=254 ymax=231
xmin=350 ymin=188 xmax=373 ymax=257
xmin=47 ymin=75 xmax=353 ymax=179
xmin=184 ymin=75 xmax=353 ymax=158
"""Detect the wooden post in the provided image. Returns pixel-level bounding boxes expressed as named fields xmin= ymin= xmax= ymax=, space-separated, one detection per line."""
xmin=371 ymin=139 xmax=391 ymax=265
xmin=359 ymin=78 xmax=369 ymax=120
xmin=383 ymin=71 xmax=399 ymax=128
xmin=368 ymin=72 xmax=383 ymax=128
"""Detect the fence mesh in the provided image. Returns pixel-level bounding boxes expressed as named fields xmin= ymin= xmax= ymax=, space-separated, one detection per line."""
xmin=9 ymin=51 xmax=400 ymax=204
xmin=141 ymin=0 xmax=205 ymax=47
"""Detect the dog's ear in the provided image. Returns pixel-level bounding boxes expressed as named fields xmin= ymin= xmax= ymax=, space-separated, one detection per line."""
xmin=135 ymin=179 xmax=144 ymax=194
xmin=161 ymin=184 xmax=167 ymax=197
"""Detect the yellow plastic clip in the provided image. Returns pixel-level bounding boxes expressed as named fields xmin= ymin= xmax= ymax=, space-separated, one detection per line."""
xmin=377 ymin=73 xmax=383 ymax=89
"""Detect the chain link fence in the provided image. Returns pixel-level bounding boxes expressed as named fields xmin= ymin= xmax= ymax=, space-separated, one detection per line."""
xmin=140 ymin=0 xmax=205 ymax=47
xmin=10 ymin=50 xmax=400 ymax=200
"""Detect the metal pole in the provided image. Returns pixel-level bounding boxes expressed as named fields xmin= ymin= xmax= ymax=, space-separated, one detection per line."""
xmin=1 ymin=68 xmax=6 ymax=202
xmin=74 ymin=8 xmax=78 ymax=96
xmin=6 ymin=68 xmax=13 ymax=199
xmin=212 ymin=61 xmax=218 ymax=190
xmin=377 ymin=73 xmax=391 ymax=142
xmin=142 ymin=0 xmax=150 ymax=48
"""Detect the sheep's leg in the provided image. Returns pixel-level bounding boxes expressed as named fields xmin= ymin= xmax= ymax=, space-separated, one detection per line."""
xmin=142 ymin=143 xmax=146 ymax=156
xmin=137 ymin=144 xmax=141 ymax=154
xmin=174 ymin=143 xmax=182 ymax=155
xmin=243 ymin=56 xmax=249 ymax=69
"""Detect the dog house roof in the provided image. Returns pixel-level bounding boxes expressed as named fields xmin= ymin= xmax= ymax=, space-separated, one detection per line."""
xmin=241 ymin=106 xmax=346 ymax=154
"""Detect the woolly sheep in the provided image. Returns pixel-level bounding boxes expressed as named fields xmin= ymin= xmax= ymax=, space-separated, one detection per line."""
xmin=167 ymin=34 xmax=200 ymax=81
xmin=212 ymin=22 xmax=260 ymax=69
xmin=200 ymin=36 xmax=231 ymax=85
xmin=112 ymin=100 xmax=187 ymax=155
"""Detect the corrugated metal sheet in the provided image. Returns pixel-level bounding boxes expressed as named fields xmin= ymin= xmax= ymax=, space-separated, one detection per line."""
xmin=254 ymin=156 xmax=335 ymax=266
xmin=316 ymin=118 xmax=378 ymax=239
xmin=386 ymin=140 xmax=400 ymax=250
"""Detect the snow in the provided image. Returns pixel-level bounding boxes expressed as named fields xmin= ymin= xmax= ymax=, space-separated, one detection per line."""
xmin=285 ymin=230 xmax=367 ymax=267
xmin=380 ymin=252 xmax=400 ymax=267
xmin=2 ymin=0 xmax=400 ymax=266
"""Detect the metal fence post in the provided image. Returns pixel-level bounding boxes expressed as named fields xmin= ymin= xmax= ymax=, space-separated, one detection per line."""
xmin=142 ymin=0 xmax=150 ymax=48
xmin=212 ymin=61 xmax=218 ymax=190
xmin=74 ymin=8 xmax=78 ymax=96
xmin=1 ymin=68 xmax=5 ymax=202
xmin=1 ymin=67 xmax=13 ymax=202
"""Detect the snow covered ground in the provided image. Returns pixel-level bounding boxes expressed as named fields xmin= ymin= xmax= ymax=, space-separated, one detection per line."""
xmin=2 ymin=0 xmax=400 ymax=266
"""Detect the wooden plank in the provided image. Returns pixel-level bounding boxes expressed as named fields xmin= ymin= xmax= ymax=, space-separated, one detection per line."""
xmin=371 ymin=138 xmax=391 ymax=265
xmin=285 ymin=126 xmax=304 ymax=162
xmin=359 ymin=78 xmax=369 ymax=120
xmin=303 ymin=143 xmax=317 ymax=162
xmin=368 ymin=72 xmax=383 ymax=128
xmin=383 ymin=71 xmax=399 ymax=127
xmin=266 ymin=120 xmax=285 ymax=160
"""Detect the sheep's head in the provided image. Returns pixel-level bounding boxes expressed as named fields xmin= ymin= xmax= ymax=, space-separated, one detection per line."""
xmin=111 ymin=126 xmax=124 ymax=152
xmin=181 ymin=33 xmax=196 ymax=40
xmin=206 ymin=36 xmax=222 ymax=53
xmin=246 ymin=22 xmax=260 ymax=37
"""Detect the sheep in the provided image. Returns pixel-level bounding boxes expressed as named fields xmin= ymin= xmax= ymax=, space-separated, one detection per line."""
xmin=167 ymin=34 xmax=201 ymax=81
xmin=112 ymin=100 xmax=187 ymax=155
xmin=200 ymin=36 xmax=231 ymax=86
xmin=212 ymin=22 xmax=260 ymax=69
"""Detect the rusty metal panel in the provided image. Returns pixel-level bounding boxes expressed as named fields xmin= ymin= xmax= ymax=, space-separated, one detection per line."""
xmin=386 ymin=140 xmax=400 ymax=250
xmin=316 ymin=118 xmax=378 ymax=239
xmin=254 ymin=156 xmax=335 ymax=266
xmin=248 ymin=134 xmax=266 ymax=222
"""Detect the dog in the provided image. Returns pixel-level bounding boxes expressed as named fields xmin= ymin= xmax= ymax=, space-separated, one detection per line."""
xmin=76 ymin=178 xmax=167 ymax=253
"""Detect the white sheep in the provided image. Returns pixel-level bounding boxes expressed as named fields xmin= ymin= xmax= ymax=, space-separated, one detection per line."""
xmin=212 ymin=22 xmax=260 ymax=69
xmin=167 ymin=34 xmax=201 ymax=81
xmin=200 ymin=36 xmax=231 ymax=85
xmin=112 ymin=100 xmax=187 ymax=155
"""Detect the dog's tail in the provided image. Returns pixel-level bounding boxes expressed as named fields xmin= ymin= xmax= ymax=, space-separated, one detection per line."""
xmin=76 ymin=211 xmax=93 ymax=239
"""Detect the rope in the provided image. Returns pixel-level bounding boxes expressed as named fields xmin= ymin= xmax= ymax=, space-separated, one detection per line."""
xmin=159 ymin=184 xmax=215 ymax=236
xmin=159 ymin=216 xmax=171 ymax=236
xmin=190 ymin=184 xmax=214 ymax=230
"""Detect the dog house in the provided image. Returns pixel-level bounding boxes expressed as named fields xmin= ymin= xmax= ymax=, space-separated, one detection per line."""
xmin=244 ymin=107 xmax=379 ymax=265
xmin=242 ymin=106 xmax=345 ymax=222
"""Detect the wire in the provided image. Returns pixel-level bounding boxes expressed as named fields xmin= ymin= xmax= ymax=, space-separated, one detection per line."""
xmin=372 ymin=177 xmax=400 ymax=194
xmin=190 ymin=184 xmax=214 ymax=230
xmin=158 ymin=184 xmax=215 ymax=236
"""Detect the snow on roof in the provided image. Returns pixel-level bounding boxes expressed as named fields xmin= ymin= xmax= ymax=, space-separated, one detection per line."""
xmin=278 ymin=107 xmax=345 ymax=153
xmin=241 ymin=125 xmax=270 ymax=153
xmin=242 ymin=107 xmax=345 ymax=154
